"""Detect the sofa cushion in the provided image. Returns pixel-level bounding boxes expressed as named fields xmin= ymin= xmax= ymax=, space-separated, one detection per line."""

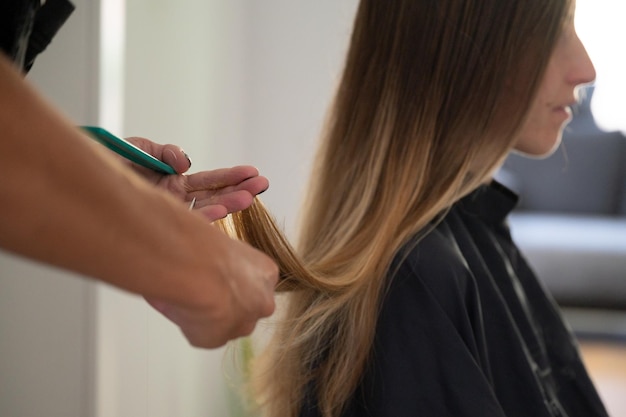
xmin=509 ymin=213 xmax=626 ymax=309
xmin=500 ymin=131 xmax=626 ymax=216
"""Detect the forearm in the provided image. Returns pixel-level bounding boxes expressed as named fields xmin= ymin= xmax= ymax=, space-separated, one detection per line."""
xmin=0 ymin=55 xmax=221 ymax=304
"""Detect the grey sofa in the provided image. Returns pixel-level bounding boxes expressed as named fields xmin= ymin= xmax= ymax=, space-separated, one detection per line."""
xmin=496 ymin=90 xmax=626 ymax=310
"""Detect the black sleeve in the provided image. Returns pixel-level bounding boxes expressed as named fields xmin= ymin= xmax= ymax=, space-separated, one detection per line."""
xmin=0 ymin=0 xmax=74 ymax=72
xmin=0 ymin=0 xmax=36 ymax=61
xmin=23 ymin=0 xmax=75 ymax=71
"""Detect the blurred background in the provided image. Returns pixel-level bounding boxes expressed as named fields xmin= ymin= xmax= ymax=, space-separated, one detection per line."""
xmin=0 ymin=1 xmax=624 ymax=416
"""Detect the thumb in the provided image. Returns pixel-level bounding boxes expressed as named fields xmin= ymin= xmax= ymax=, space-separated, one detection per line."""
xmin=162 ymin=145 xmax=192 ymax=174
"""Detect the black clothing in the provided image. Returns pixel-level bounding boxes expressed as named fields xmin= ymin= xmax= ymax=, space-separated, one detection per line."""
xmin=302 ymin=182 xmax=608 ymax=417
xmin=0 ymin=0 xmax=74 ymax=72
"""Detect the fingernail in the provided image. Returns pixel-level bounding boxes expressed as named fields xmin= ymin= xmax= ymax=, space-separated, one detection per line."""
xmin=182 ymin=151 xmax=192 ymax=167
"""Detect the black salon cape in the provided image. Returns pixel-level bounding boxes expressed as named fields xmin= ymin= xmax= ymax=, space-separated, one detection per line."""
xmin=301 ymin=182 xmax=608 ymax=417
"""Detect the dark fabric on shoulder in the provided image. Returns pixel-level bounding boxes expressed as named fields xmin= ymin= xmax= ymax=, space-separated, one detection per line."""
xmin=301 ymin=182 xmax=608 ymax=417
xmin=0 ymin=0 xmax=38 ymax=67
xmin=340 ymin=223 xmax=507 ymax=417
xmin=0 ymin=0 xmax=74 ymax=72
xmin=24 ymin=0 xmax=75 ymax=71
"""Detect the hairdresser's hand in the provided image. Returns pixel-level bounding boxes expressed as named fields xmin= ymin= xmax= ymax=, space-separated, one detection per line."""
xmin=144 ymin=232 xmax=279 ymax=348
xmin=125 ymin=137 xmax=269 ymax=221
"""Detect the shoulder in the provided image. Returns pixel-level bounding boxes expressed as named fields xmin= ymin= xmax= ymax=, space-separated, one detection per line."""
xmin=373 ymin=214 xmax=485 ymax=348
xmin=352 ymin=217 xmax=495 ymax=417
xmin=387 ymin=216 xmax=476 ymax=314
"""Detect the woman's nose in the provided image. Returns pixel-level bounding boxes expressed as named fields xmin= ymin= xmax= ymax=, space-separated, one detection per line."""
xmin=569 ymin=32 xmax=597 ymax=87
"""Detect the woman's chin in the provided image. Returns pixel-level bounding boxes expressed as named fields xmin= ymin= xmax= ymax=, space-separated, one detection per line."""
xmin=512 ymin=133 xmax=563 ymax=159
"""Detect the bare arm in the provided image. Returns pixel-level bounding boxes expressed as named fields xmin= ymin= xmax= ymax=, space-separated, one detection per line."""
xmin=0 ymin=55 xmax=278 ymax=347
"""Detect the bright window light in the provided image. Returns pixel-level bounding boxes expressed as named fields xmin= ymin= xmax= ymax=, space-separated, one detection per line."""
xmin=576 ymin=1 xmax=626 ymax=133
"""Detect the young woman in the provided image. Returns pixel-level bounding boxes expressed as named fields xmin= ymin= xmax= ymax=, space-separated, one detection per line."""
xmin=223 ymin=0 xmax=606 ymax=415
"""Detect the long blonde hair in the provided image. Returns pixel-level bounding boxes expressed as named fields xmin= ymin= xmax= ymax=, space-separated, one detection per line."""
xmin=219 ymin=1 xmax=571 ymax=416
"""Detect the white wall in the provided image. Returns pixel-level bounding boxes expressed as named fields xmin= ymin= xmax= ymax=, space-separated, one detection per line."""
xmin=0 ymin=1 xmax=357 ymax=417
xmin=95 ymin=2 xmax=248 ymax=416
xmin=238 ymin=1 xmax=358 ymax=236
xmin=106 ymin=3 xmax=357 ymax=414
